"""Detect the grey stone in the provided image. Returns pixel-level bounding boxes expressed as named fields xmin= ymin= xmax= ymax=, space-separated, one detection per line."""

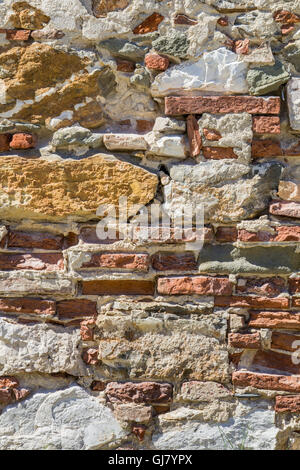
xmin=247 ymin=60 xmax=290 ymax=96
xmin=98 ymin=39 xmax=146 ymax=62
xmin=51 ymin=126 xmax=103 ymax=149
xmin=152 ymin=31 xmax=189 ymax=59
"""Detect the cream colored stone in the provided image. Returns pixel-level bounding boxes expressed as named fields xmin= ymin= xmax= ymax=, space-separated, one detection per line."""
xmin=278 ymin=181 xmax=300 ymax=202
xmin=103 ymin=134 xmax=148 ymax=151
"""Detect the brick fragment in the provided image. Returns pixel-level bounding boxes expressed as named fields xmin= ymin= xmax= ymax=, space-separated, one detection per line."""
xmin=82 ymin=348 xmax=98 ymax=365
xmin=132 ymin=425 xmax=146 ymax=441
xmin=273 ymin=10 xmax=300 ymax=24
xmin=187 ymin=115 xmax=202 ymax=157
xmin=174 ymin=14 xmax=197 ymax=25
xmin=203 ymin=128 xmax=222 ymax=141
xmin=152 ymin=253 xmax=196 ymax=271
xmin=133 ymin=12 xmax=164 ymax=34
xmin=0 ymin=253 xmax=64 ymax=271
xmin=157 ymin=276 xmax=233 ymax=296
xmin=253 ymin=116 xmax=281 ymax=134
xmin=0 ymin=388 xmax=14 ymax=405
xmin=252 ymin=349 xmax=300 ymax=375
xmin=270 ymin=200 xmax=300 ymax=218
xmin=237 ymin=277 xmax=286 ymax=297
xmin=293 ymin=298 xmax=300 ymax=308
xmin=275 ymin=395 xmax=300 ymax=413
xmin=116 ymin=59 xmax=135 ymax=72
xmin=0 ymin=376 xmax=19 ymax=389
xmin=5 ymin=29 xmax=31 ymax=40
xmin=8 ymin=230 xmax=63 ymax=250
xmin=136 ymin=120 xmax=155 ymax=133
xmin=234 ymin=39 xmax=249 ymax=55
xmin=81 ymin=280 xmax=154 ymax=295
xmin=215 ymin=296 xmax=289 ymax=309
xmin=9 ymin=133 xmax=37 ymax=149
xmin=0 ymin=134 xmax=11 ymax=152
xmin=80 ymin=319 xmax=95 ymax=341
xmin=165 ymin=96 xmax=281 ymax=116
xmin=228 ymin=332 xmax=261 ymax=349
xmin=80 ymin=253 xmax=149 ymax=271
xmin=289 ymin=278 xmax=300 ymax=295
xmin=0 ymin=298 xmax=55 ymax=315
xmin=233 ymin=371 xmax=300 ymax=393
xmin=57 ymin=299 xmax=97 ymax=319
xmin=252 ymin=140 xmax=283 ymax=158
xmin=281 ymin=24 xmax=294 ymax=35
xmin=203 ymin=147 xmax=237 ymax=160
xmin=217 ymin=16 xmax=229 ymax=26
xmin=105 ymin=382 xmax=173 ymax=404
xmin=272 ymin=331 xmax=300 ymax=352
xmin=249 ymin=311 xmax=300 ymax=330
xmin=238 ymin=226 xmax=300 ymax=242
xmin=145 ymin=53 xmax=169 ymax=71
xmin=215 ymin=227 xmax=237 ymax=242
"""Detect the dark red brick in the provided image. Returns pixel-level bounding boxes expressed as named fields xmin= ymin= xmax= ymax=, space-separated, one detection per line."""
xmin=81 ymin=280 xmax=155 ymax=296
xmin=57 ymin=299 xmax=97 ymax=319
xmin=152 ymin=252 xmax=196 ymax=271
xmin=105 ymin=382 xmax=173 ymax=404
xmin=8 ymin=230 xmax=63 ymax=250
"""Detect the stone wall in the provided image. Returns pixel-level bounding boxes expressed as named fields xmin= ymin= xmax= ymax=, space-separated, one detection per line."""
xmin=0 ymin=0 xmax=299 ymax=450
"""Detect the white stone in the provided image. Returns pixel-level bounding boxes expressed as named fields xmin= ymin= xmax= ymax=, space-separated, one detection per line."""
xmin=148 ymin=135 xmax=187 ymax=159
xmin=103 ymin=134 xmax=148 ymax=151
xmin=287 ymin=78 xmax=300 ymax=132
xmin=0 ymin=385 xmax=127 ymax=450
xmin=151 ymin=48 xmax=248 ymax=97
xmin=153 ymin=117 xmax=186 ymax=134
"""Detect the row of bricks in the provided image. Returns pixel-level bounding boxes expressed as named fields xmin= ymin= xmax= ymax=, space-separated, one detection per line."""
xmin=0 ymin=133 xmax=36 ymax=152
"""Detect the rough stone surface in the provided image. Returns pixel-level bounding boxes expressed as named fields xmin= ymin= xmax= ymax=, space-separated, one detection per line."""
xmin=247 ymin=60 xmax=290 ymax=96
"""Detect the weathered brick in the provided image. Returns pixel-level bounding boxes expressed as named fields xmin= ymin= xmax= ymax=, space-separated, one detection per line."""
xmin=203 ymin=147 xmax=238 ymax=160
xmin=253 ymin=116 xmax=281 ymax=134
xmin=252 ymin=349 xmax=300 ymax=375
xmin=91 ymin=380 xmax=106 ymax=391
xmin=5 ymin=29 xmax=31 ymax=40
xmin=133 ymin=12 xmax=164 ymax=34
xmin=81 ymin=280 xmax=155 ymax=295
xmin=0 ymin=253 xmax=64 ymax=271
xmin=238 ymin=229 xmax=272 ymax=242
xmin=289 ymin=278 xmax=300 ymax=294
xmin=82 ymin=348 xmax=99 ymax=365
xmin=8 ymin=230 xmax=64 ymax=250
xmin=215 ymin=227 xmax=238 ymax=242
xmin=270 ymin=201 xmax=300 ymax=218
xmin=132 ymin=425 xmax=147 ymax=441
xmin=238 ymin=226 xmax=300 ymax=242
xmin=203 ymin=128 xmax=222 ymax=141
xmin=165 ymin=96 xmax=281 ymax=116
xmin=0 ymin=376 xmax=19 ymax=389
xmin=105 ymin=382 xmax=173 ymax=404
xmin=116 ymin=59 xmax=135 ymax=72
xmin=157 ymin=275 xmax=233 ymax=295
xmin=232 ymin=371 xmax=300 ymax=393
xmin=174 ymin=14 xmax=197 ymax=25
xmin=281 ymin=24 xmax=294 ymax=35
xmin=228 ymin=332 xmax=261 ymax=349
xmin=249 ymin=311 xmax=300 ymax=329
xmin=80 ymin=253 xmax=149 ymax=271
xmin=0 ymin=134 xmax=11 ymax=152
xmin=272 ymin=331 xmax=300 ymax=352
xmin=0 ymin=298 xmax=55 ymax=315
xmin=145 ymin=54 xmax=169 ymax=71
xmin=293 ymin=298 xmax=300 ymax=308
xmin=0 ymin=388 xmax=14 ymax=405
xmin=80 ymin=319 xmax=95 ymax=341
xmin=152 ymin=253 xmax=196 ymax=271
xmin=275 ymin=396 xmax=300 ymax=413
xmin=274 ymin=10 xmax=300 ymax=24
xmin=252 ymin=140 xmax=283 ymax=158
xmin=217 ymin=16 xmax=229 ymax=26
xmin=187 ymin=115 xmax=202 ymax=157
xmin=234 ymin=39 xmax=249 ymax=55
xmin=57 ymin=299 xmax=97 ymax=319
xmin=215 ymin=296 xmax=289 ymax=309
xmin=136 ymin=120 xmax=155 ymax=133
xmin=9 ymin=133 xmax=37 ymax=149
xmin=237 ymin=277 xmax=286 ymax=297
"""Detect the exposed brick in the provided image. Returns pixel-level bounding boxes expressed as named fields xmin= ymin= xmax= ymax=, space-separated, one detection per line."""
xmin=80 ymin=319 xmax=95 ymax=341
xmin=215 ymin=296 xmax=289 ymax=309
xmin=234 ymin=39 xmax=249 ymax=55
xmin=132 ymin=425 xmax=146 ymax=441
xmin=5 ymin=29 xmax=31 ymax=40
xmin=0 ymin=388 xmax=14 ymax=405
xmin=228 ymin=332 xmax=261 ymax=349
xmin=249 ymin=311 xmax=300 ymax=329
xmin=0 ymin=134 xmax=11 ymax=152
xmin=217 ymin=16 xmax=229 ymax=26
xmin=81 ymin=280 xmax=155 ymax=295
xmin=293 ymin=298 xmax=300 ymax=308
xmin=136 ymin=120 xmax=155 ymax=133
xmin=64 ymin=232 xmax=79 ymax=248
xmin=281 ymin=24 xmax=294 ymax=35
xmin=232 ymin=371 xmax=300 ymax=393
xmin=8 ymin=230 xmax=64 ymax=250
xmin=253 ymin=116 xmax=281 ymax=134
xmin=57 ymin=299 xmax=97 ymax=319
xmin=273 ymin=10 xmax=300 ymax=24
xmin=80 ymin=253 xmax=149 ymax=271
xmin=157 ymin=275 xmax=233 ymax=296
xmin=272 ymin=331 xmax=300 ymax=352
xmin=145 ymin=53 xmax=169 ymax=71
xmin=116 ymin=59 xmax=135 ymax=72
xmin=0 ymin=298 xmax=55 ymax=316
xmin=0 ymin=376 xmax=19 ymax=389
xmin=275 ymin=226 xmax=300 ymax=241
xmin=80 ymin=227 xmax=117 ymax=244
xmin=203 ymin=147 xmax=237 ymax=160
xmin=270 ymin=201 xmax=300 ymax=219
xmin=151 ymin=253 xmax=196 ymax=271
xmin=238 ymin=229 xmax=272 ymax=242
xmin=252 ymin=140 xmax=283 ymax=158
xmin=275 ymin=396 xmax=300 ymax=413
xmin=203 ymin=128 xmax=222 ymax=141
xmin=165 ymin=96 xmax=281 ymax=116
xmin=105 ymin=382 xmax=173 ymax=404
xmin=187 ymin=115 xmax=202 ymax=157
xmin=289 ymin=278 xmax=300 ymax=295
xmin=215 ymin=227 xmax=238 ymax=242
xmin=9 ymin=133 xmax=37 ymax=149
xmin=91 ymin=380 xmax=106 ymax=391
xmin=174 ymin=14 xmax=197 ymax=25
xmin=252 ymin=349 xmax=300 ymax=375
xmin=82 ymin=348 xmax=98 ymax=365
xmin=237 ymin=277 xmax=286 ymax=297
xmin=133 ymin=12 xmax=164 ymax=34
xmin=0 ymin=253 xmax=64 ymax=271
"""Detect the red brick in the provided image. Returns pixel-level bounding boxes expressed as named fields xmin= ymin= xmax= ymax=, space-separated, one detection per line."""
xmin=275 ymin=226 xmax=300 ymax=241
xmin=232 ymin=371 xmax=300 ymax=393
xmin=234 ymin=39 xmax=249 ymax=55
xmin=157 ymin=275 xmax=233 ymax=296
xmin=0 ymin=253 xmax=64 ymax=271
xmin=281 ymin=24 xmax=294 ymax=35
xmin=165 ymin=96 xmax=281 ymax=116
xmin=215 ymin=227 xmax=237 ymax=242
xmin=275 ymin=395 xmax=300 ymax=413
xmin=132 ymin=425 xmax=146 ymax=441
xmin=9 ymin=133 xmax=37 ymax=149
xmin=8 ymin=230 xmax=63 ymax=250
xmin=0 ymin=298 xmax=55 ymax=315
xmin=253 ymin=116 xmax=281 ymax=134
xmin=269 ymin=201 xmax=300 ymax=218
xmin=5 ymin=29 xmax=31 ymax=40
xmin=91 ymin=380 xmax=106 ymax=391
xmin=0 ymin=134 xmax=11 ymax=152
xmin=80 ymin=253 xmax=149 ymax=271
xmin=217 ymin=16 xmax=229 ymax=26
xmin=0 ymin=376 xmax=19 ymax=389
xmin=249 ymin=311 xmax=300 ymax=329
xmin=116 ymin=59 xmax=135 ymax=72
xmin=274 ymin=10 xmax=300 ymax=24
xmin=105 ymin=382 xmax=173 ymax=404
xmin=0 ymin=388 xmax=14 ymax=405
xmin=215 ymin=296 xmax=289 ymax=309
xmin=252 ymin=349 xmax=300 ymax=375
xmin=81 ymin=280 xmax=154 ymax=295
xmin=252 ymin=140 xmax=283 ymax=158
xmin=174 ymin=14 xmax=197 ymax=25
xmin=57 ymin=299 xmax=97 ymax=319
xmin=289 ymin=278 xmax=300 ymax=295
xmin=80 ymin=227 xmax=118 ymax=244
xmin=136 ymin=119 xmax=155 ymax=133
xmin=13 ymin=388 xmax=30 ymax=402
xmin=203 ymin=147 xmax=237 ymax=160
xmin=82 ymin=348 xmax=99 ymax=365
xmin=187 ymin=115 xmax=202 ymax=157
xmin=203 ymin=128 xmax=222 ymax=141
xmin=228 ymin=332 xmax=261 ymax=349
xmin=151 ymin=252 xmax=196 ymax=271
xmin=133 ymin=12 xmax=164 ymax=34
xmin=64 ymin=232 xmax=79 ymax=248
xmin=237 ymin=277 xmax=286 ymax=297
xmin=80 ymin=319 xmax=95 ymax=341
xmin=145 ymin=54 xmax=169 ymax=71
xmin=271 ymin=331 xmax=300 ymax=352
xmin=238 ymin=229 xmax=272 ymax=242
xmin=293 ymin=298 xmax=300 ymax=308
